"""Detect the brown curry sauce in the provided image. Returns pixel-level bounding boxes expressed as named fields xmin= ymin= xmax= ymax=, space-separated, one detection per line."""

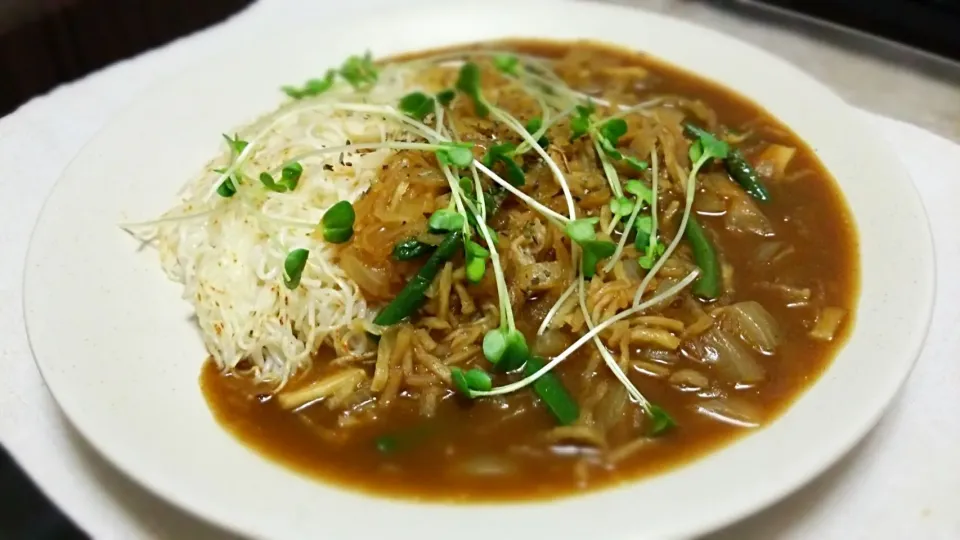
xmin=201 ymin=39 xmax=858 ymax=501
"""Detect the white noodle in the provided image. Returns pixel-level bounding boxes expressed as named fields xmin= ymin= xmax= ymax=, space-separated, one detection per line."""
xmin=126 ymin=64 xmax=421 ymax=383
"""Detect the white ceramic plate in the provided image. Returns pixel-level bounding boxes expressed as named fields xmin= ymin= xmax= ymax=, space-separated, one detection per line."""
xmin=23 ymin=1 xmax=935 ymax=538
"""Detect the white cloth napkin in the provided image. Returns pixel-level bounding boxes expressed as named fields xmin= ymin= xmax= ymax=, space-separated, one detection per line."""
xmin=0 ymin=1 xmax=957 ymax=538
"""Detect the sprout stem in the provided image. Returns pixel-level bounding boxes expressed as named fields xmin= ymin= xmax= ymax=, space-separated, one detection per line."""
xmin=536 ymin=280 xmax=578 ymax=336
xmin=473 ymin=161 xmax=569 ymax=227
xmin=577 ymin=275 xmax=651 ymax=412
xmin=487 ymin=103 xmax=576 ymax=220
xmin=633 ymin=151 xmax=707 ymax=307
xmin=472 ymin=269 xmax=699 ymax=398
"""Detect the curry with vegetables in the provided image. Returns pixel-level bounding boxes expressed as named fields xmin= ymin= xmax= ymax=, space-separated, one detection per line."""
xmin=195 ymin=39 xmax=858 ymax=500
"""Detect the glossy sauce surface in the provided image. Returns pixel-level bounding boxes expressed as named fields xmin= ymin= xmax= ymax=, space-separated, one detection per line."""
xmin=201 ymin=39 xmax=858 ymax=501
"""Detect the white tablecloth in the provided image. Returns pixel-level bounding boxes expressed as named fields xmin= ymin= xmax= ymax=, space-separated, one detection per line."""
xmin=0 ymin=1 xmax=957 ymax=538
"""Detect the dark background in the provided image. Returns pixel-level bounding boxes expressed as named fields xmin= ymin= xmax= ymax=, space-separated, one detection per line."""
xmin=732 ymin=0 xmax=960 ymax=61
xmin=0 ymin=0 xmax=955 ymax=538
xmin=0 ymin=4 xmax=254 ymax=538
xmin=0 ymin=0 xmax=254 ymax=117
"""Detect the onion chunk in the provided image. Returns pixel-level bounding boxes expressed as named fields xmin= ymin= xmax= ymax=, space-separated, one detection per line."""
xmin=721 ymin=301 xmax=781 ymax=354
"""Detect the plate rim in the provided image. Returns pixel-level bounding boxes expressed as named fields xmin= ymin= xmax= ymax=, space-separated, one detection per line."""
xmin=22 ymin=1 xmax=936 ymax=538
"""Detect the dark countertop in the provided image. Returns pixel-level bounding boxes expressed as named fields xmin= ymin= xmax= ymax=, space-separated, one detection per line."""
xmin=0 ymin=1 xmax=252 ymax=537
xmin=0 ymin=446 xmax=86 ymax=539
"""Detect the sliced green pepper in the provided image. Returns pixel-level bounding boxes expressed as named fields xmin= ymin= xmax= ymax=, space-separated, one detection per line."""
xmin=373 ymin=230 xmax=463 ymax=326
xmin=683 ymin=122 xmax=770 ymax=203
xmin=524 ymin=356 xmax=579 ymax=426
xmin=685 ymin=215 xmax=721 ymax=300
xmin=392 ymin=238 xmax=434 ymax=261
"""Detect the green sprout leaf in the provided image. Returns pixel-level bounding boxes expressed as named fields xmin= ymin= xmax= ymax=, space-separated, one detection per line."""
xmin=569 ymin=102 xmax=594 ymax=141
xmin=684 ymin=124 xmax=712 ymax=139
xmin=689 ymin=140 xmax=704 ymax=162
xmin=482 ymin=328 xmax=507 ymax=363
xmin=212 ymin=168 xmax=238 ymax=198
xmin=392 ymin=238 xmax=434 ymax=261
xmin=436 ymin=88 xmax=456 ymax=107
xmin=458 ymin=176 xmax=475 ymax=198
xmin=281 ymin=162 xmax=303 ymax=191
xmin=492 ymin=54 xmax=520 ymax=75
xmin=635 ymin=214 xmax=665 ymax=269
xmin=398 ymin=91 xmax=436 ymax=121
xmin=222 ymin=133 xmax=248 ymax=155
xmin=688 ymin=128 xmax=730 ymax=163
xmin=320 ymin=200 xmax=355 ymax=243
xmin=216 ymin=178 xmax=236 ymax=197
xmin=455 ymin=62 xmax=489 ymax=117
xmin=281 ymin=69 xmax=336 ymax=99
xmin=465 ymin=239 xmax=490 ymax=259
xmin=428 ymin=209 xmax=465 ymax=232
xmin=283 ymin=248 xmax=309 ymax=289
xmin=648 ymin=404 xmax=676 ymax=436
xmin=599 ymin=137 xmax=622 ymax=160
xmin=565 ymin=218 xmax=615 ymax=278
xmin=435 ymin=142 xmax=475 ymax=168
xmin=565 ymin=217 xmax=600 ymax=244
xmin=609 ymin=196 xmax=635 ymax=218
xmin=339 ymin=51 xmax=378 ymax=89
xmin=481 ymin=143 xmax=525 ymax=186
xmin=624 ymin=180 xmax=653 ymax=205
xmin=634 ymin=215 xmax=653 ymax=249
xmin=570 ymin=117 xmax=590 ymax=141
xmin=596 ymin=118 xmax=628 ymax=160
xmin=624 ymin=155 xmax=648 ymax=171
xmin=259 ymin=172 xmax=287 ymax=193
xmin=524 ymin=117 xmax=549 ymax=147
xmin=451 ymin=367 xmax=493 ymax=398
xmin=598 ymin=118 xmax=628 ymax=147
xmin=502 ymin=330 xmax=530 ymax=371
xmin=483 ymin=328 xmax=528 ymax=371
xmin=215 ymin=134 xmax=248 ymax=198
xmin=580 ymin=239 xmax=617 ymax=278
xmin=464 ymin=239 xmax=491 ymax=283
xmin=466 ymin=218 xmax=499 ymax=246
xmin=462 ymin=192 xmax=500 ymax=245
xmin=638 ymin=242 xmax=665 ymax=270
xmin=466 ymin=256 xmax=487 ymax=283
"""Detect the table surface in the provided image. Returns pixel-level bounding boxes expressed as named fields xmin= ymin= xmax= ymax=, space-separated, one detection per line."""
xmin=630 ymin=0 xmax=960 ymax=144
xmin=3 ymin=1 xmax=958 ymax=539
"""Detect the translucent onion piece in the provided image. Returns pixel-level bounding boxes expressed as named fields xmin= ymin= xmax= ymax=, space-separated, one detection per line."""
xmin=759 ymin=281 xmax=812 ymax=306
xmin=686 ymin=328 xmax=765 ymax=384
xmin=721 ymin=301 xmax=781 ymax=354
xmin=621 ymin=258 xmax=642 ymax=281
xmin=532 ymin=329 xmax=572 ymax=358
xmin=694 ymin=397 xmax=762 ymax=427
xmin=725 ymin=196 xmax=775 ymax=236
xmin=694 ymin=190 xmax=727 ymax=214
xmin=595 ymin=385 xmax=628 ymax=433
xmin=756 ymin=144 xmax=796 ymax=178
xmin=810 ymin=306 xmax=847 ymax=341
xmin=339 ymin=250 xmax=391 ymax=300
xmin=754 ymin=241 xmax=784 ymax=264
xmin=669 ymin=368 xmax=710 ymax=391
